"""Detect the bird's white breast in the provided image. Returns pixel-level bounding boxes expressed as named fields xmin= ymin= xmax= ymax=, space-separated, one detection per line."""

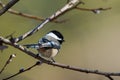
xmin=38 ymin=48 xmax=59 ymax=58
xmin=51 ymin=49 xmax=59 ymax=57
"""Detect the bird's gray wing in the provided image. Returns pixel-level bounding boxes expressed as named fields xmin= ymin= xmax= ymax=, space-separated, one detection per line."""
xmin=23 ymin=44 xmax=39 ymax=49
xmin=39 ymin=42 xmax=60 ymax=49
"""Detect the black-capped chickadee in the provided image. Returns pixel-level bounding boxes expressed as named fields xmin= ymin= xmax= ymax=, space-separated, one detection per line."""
xmin=24 ymin=30 xmax=64 ymax=62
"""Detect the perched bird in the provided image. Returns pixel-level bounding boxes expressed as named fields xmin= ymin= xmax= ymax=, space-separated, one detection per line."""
xmin=24 ymin=30 xmax=64 ymax=62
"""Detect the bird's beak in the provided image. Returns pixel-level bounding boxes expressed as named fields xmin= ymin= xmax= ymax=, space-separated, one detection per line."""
xmin=62 ymin=40 xmax=65 ymax=42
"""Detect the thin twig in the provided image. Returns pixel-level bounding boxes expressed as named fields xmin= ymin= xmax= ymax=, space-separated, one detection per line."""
xmin=0 ymin=54 xmax=16 ymax=74
xmin=8 ymin=9 xmax=62 ymax=23
xmin=14 ymin=0 xmax=81 ymax=43
xmin=105 ymin=75 xmax=114 ymax=80
xmin=0 ymin=36 xmax=120 ymax=80
xmin=75 ymin=7 xmax=112 ymax=14
xmin=2 ymin=61 xmax=42 ymax=80
xmin=0 ymin=0 xmax=19 ymax=15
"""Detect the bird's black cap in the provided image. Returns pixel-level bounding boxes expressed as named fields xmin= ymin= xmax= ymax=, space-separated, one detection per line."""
xmin=49 ymin=30 xmax=64 ymax=44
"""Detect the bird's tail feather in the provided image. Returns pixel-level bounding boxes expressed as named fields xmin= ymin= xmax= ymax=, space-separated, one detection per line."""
xmin=23 ymin=44 xmax=39 ymax=49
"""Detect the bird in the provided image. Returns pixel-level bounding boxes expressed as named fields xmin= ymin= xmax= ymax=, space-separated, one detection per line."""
xmin=23 ymin=30 xmax=64 ymax=62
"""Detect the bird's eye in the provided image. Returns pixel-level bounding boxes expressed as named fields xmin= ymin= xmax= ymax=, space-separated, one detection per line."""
xmin=42 ymin=38 xmax=49 ymax=42
xmin=59 ymin=40 xmax=64 ymax=44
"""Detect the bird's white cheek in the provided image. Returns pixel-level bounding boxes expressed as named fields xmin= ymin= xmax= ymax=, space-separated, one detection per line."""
xmin=51 ymin=49 xmax=59 ymax=57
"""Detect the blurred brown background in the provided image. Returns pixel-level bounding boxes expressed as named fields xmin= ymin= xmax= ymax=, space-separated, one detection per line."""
xmin=0 ymin=0 xmax=120 ymax=80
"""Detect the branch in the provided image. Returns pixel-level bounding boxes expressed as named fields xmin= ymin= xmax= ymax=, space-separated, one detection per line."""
xmin=75 ymin=7 xmax=112 ymax=14
xmin=14 ymin=0 xmax=81 ymax=43
xmin=0 ymin=0 xmax=19 ymax=15
xmin=0 ymin=1 xmax=64 ymax=23
xmin=0 ymin=54 xmax=16 ymax=74
xmin=0 ymin=36 xmax=120 ymax=80
xmin=8 ymin=9 xmax=64 ymax=23
xmin=105 ymin=75 xmax=114 ymax=80
xmin=2 ymin=61 xmax=42 ymax=80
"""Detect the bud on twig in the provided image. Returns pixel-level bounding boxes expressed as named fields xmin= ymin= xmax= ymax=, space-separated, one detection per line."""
xmin=0 ymin=54 xmax=16 ymax=74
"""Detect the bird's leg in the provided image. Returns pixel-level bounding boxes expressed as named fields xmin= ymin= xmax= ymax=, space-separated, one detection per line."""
xmin=51 ymin=58 xmax=55 ymax=63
